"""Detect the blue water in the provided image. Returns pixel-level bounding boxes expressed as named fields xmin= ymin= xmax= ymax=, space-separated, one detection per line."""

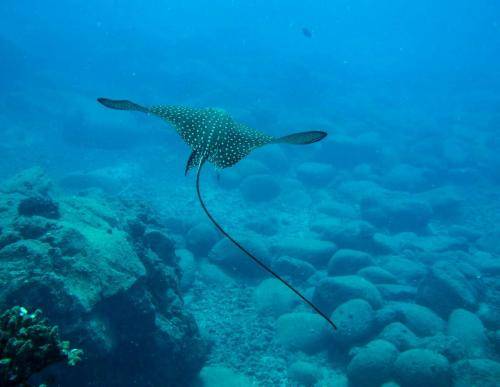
xmin=1 ymin=1 xmax=499 ymax=386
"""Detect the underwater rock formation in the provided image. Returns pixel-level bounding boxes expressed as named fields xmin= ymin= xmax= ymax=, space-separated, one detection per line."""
xmin=313 ymin=275 xmax=383 ymax=315
xmin=0 ymin=306 xmax=82 ymax=386
xmin=275 ymin=312 xmax=331 ymax=354
xmin=287 ymin=360 xmax=322 ymax=386
xmin=378 ymin=322 xmax=419 ymax=351
xmin=270 ymin=256 xmax=316 ymax=283
xmin=272 ymin=237 xmax=337 ymax=268
xmin=253 ymin=278 xmax=297 ymax=317
xmin=347 ymin=339 xmax=398 ymax=387
xmin=196 ymin=365 xmax=253 ymax=387
xmin=330 ymin=299 xmax=376 ymax=347
xmin=328 ymin=249 xmax=373 ymax=275
xmin=0 ymin=168 xmax=207 ymax=386
xmin=417 ymin=261 xmax=481 ymax=317
xmin=209 ymin=237 xmax=271 ymax=278
xmin=295 ymin=161 xmax=335 ymax=186
xmin=452 ymin=359 xmax=500 ymax=387
xmin=394 ymin=348 xmax=451 ymax=387
xmin=240 ymin=174 xmax=281 ymax=202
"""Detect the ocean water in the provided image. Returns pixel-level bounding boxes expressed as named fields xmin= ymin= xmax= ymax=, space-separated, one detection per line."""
xmin=1 ymin=1 xmax=499 ymax=386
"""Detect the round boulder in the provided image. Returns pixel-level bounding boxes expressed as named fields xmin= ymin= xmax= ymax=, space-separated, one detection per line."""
xmin=296 ymin=162 xmax=335 ymax=186
xmin=447 ymin=309 xmax=488 ymax=358
xmin=310 ymin=217 xmax=375 ymax=251
xmin=383 ymin=164 xmax=430 ymax=192
xmin=347 ymin=339 xmax=398 ymax=387
xmin=198 ymin=366 xmax=252 ymax=387
xmin=186 ymin=223 xmax=218 ymax=257
xmin=358 ymin=266 xmax=397 ymax=284
xmin=385 ymin=302 xmax=445 ymax=337
xmin=378 ymin=322 xmax=418 ymax=351
xmin=271 ymin=256 xmax=315 ymax=283
xmin=253 ymin=278 xmax=297 ymax=317
xmin=328 ymin=249 xmax=373 ymax=275
xmin=331 ymin=299 xmax=375 ymax=347
xmin=275 ymin=312 xmax=331 ymax=353
xmin=240 ymin=174 xmax=281 ymax=202
xmin=382 ymin=257 xmax=427 ymax=284
xmin=451 ymin=359 xmax=500 ymax=387
xmin=209 ymin=237 xmax=270 ymax=278
xmin=313 ymin=275 xmax=383 ymax=315
xmin=394 ymin=349 xmax=451 ymax=387
xmin=417 ymin=261 xmax=479 ymax=317
xmin=176 ymin=248 xmax=196 ymax=291
xmin=287 ymin=361 xmax=322 ymax=386
xmin=362 ymin=196 xmax=433 ymax=233
xmin=272 ymin=238 xmax=337 ymax=267
xmin=418 ymin=333 xmax=466 ymax=362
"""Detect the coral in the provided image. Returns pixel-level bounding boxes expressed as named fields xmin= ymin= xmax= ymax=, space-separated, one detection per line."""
xmin=0 ymin=306 xmax=82 ymax=386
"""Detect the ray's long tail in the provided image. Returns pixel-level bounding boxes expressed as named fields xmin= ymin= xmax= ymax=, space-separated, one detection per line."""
xmin=196 ymin=158 xmax=337 ymax=331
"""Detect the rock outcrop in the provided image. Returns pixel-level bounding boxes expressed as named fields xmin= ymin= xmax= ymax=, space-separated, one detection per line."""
xmin=0 ymin=168 xmax=207 ymax=386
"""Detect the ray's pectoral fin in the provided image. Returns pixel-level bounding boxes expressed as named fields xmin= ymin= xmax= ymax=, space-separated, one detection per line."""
xmin=97 ymin=97 xmax=150 ymax=113
xmin=185 ymin=148 xmax=203 ymax=176
xmin=273 ymin=130 xmax=327 ymax=145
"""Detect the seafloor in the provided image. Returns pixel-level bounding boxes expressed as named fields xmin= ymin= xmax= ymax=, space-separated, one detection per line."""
xmin=0 ymin=81 xmax=499 ymax=386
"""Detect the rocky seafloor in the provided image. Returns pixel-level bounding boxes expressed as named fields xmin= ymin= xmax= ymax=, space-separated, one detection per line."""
xmin=165 ymin=135 xmax=500 ymax=386
xmin=1 ymin=120 xmax=499 ymax=386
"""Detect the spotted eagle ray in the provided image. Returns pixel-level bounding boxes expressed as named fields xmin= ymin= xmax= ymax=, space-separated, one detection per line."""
xmin=97 ymin=97 xmax=337 ymax=330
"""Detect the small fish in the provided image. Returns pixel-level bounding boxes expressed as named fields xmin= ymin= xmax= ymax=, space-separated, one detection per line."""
xmin=97 ymin=97 xmax=336 ymax=330
xmin=302 ymin=27 xmax=313 ymax=38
